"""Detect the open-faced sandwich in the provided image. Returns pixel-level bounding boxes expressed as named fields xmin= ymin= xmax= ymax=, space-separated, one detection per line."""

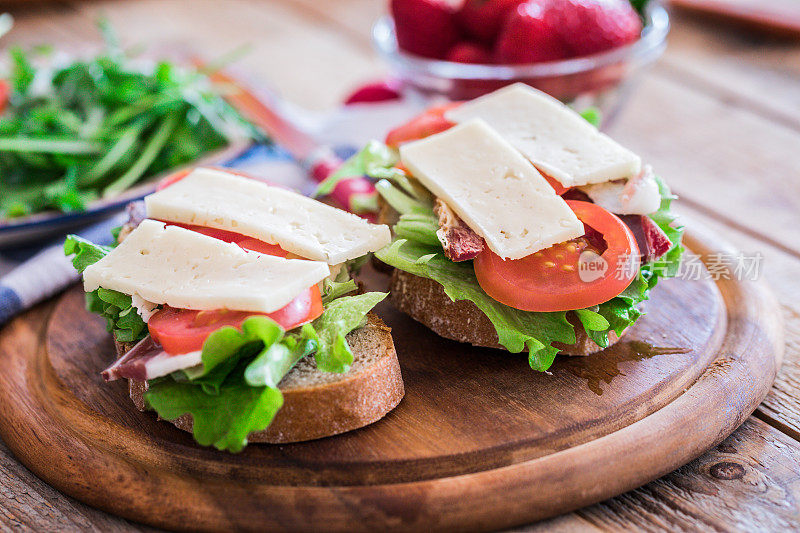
xmin=320 ymin=83 xmax=683 ymax=372
xmin=65 ymin=168 xmax=402 ymax=452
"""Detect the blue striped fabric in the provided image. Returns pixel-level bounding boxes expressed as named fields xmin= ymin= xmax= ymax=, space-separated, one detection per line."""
xmin=0 ymin=286 xmax=22 ymax=325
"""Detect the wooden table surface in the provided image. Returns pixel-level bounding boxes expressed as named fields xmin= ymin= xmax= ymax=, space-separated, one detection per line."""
xmin=1 ymin=1 xmax=799 ymax=531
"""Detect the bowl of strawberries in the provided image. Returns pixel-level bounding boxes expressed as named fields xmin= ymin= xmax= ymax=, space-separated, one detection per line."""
xmin=373 ymin=0 xmax=668 ymax=120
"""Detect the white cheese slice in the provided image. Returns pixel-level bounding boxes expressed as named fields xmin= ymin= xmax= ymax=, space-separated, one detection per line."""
xmin=145 ymin=168 xmax=391 ymax=264
xmin=445 ymin=83 xmax=642 ymax=187
xmin=130 ymin=294 xmax=158 ymax=322
xmin=400 ymin=119 xmax=584 ymax=259
xmin=83 ymin=220 xmax=330 ymax=314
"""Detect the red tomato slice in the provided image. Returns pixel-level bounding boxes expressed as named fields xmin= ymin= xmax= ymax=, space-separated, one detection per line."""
xmin=237 ymin=237 xmax=289 ymax=257
xmin=539 ymin=171 xmax=571 ymax=196
xmin=165 ymin=222 xmax=247 ymax=243
xmin=155 ymin=166 xmax=275 ymax=191
xmin=385 ymin=102 xmax=461 ymax=147
xmin=148 ymin=285 xmax=323 ymax=355
xmin=156 ymin=168 xmax=193 ymax=191
xmin=473 ymin=200 xmax=640 ymax=313
xmin=0 ymin=80 xmax=9 ymax=115
xmin=162 ymin=222 xmax=289 ymax=257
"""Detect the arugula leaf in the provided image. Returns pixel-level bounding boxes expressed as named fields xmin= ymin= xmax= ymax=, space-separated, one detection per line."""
xmin=1 ymin=29 xmax=259 ymax=219
xmin=314 ymin=141 xmax=403 ymax=197
xmin=144 ymin=367 xmax=284 ymax=453
xmin=308 ymin=292 xmax=388 ymax=372
xmin=10 ymin=46 xmax=35 ymax=95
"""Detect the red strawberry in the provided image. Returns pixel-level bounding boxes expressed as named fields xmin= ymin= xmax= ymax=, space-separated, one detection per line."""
xmin=344 ymin=80 xmax=402 ymax=105
xmin=547 ymin=0 xmax=642 ymax=57
xmin=494 ymin=1 xmax=568 ymax=64
xmin=456 ymin=0 xmax=528 ymax=43
xmin=446 ymin=41 xmax=493 ymax=63
xmin=391 ymin=0 xmax=460 ymax=59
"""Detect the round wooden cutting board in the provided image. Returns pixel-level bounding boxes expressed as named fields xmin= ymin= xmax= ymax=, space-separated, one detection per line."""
xmin=0 ymin=225 xmax=783 ymax=532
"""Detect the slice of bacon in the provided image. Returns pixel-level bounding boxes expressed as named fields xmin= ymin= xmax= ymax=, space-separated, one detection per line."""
xmin=116 ymin=201 xmax=147 ymax=244
xmin=622 ymin=215 xmax=672 ymax=263
xmin=102 ymin=335 xmax=160 ymax=381
xmin=433 ymin=198 xmax=485 ymax=262
xmin=102 ymin=336 xmax=203 ymax=382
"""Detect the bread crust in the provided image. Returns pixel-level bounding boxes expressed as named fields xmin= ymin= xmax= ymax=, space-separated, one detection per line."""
xmin=389 ymin=269 xmax=624 ymax=356
xmin=119 ymin=314 xmax=404 ymax=444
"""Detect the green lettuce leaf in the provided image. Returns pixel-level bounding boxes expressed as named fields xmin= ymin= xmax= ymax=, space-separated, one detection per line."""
xmin=375 ymin=239 xmax=587 ymax=370
xmin=244 ymin=335 xmax=317 ymax=388
xmin=374 ymin=169 xmax=684 ymax=370
xmin=579 ymin=107 xmax=602 ymax=128
xmin=145 ymin=291 xmax=385 ymax=452
xmin=314 ymin=141 xmax=404 ymax=197
xmin=375 ymin=178 xmax=432 ymax=216
xmin=64 ymin=235 xmax=111 ymax=273
xmin=644 ymin=175 xmax=685 ymax=281
xmin=65 ymin=234 xmax=147 ymax=343
xmin=585 ymin=176 xmax=684 ymax=346
xmin=184 ymin=316 xmax=285 ymax=381
xmin=321 ymin=277 xmax=358 ymax=304
xmin=144 ymin=366 xmax=284 ymax=453
xmin=320 ymin=263 xmax=360 ymax=305
xmin=308 ymin=291 xmax=388 ymax=373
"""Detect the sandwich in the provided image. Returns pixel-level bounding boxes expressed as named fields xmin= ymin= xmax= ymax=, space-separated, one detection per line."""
xmin=319 ymin=83 xmax=683 ymax=371
xmin=65 ymin=168 xmax=402 ymax=452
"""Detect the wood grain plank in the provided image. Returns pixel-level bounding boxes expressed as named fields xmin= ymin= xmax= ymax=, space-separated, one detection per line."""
xmin=0 ymin=410 xmax=154 ymax=532
xmin=62 ymin=0 xmax=386 ymax=110
xmin=660 ymin=10 xmax=800 ymax=130
xmin=284 ymin=0 xmax=800 ymax=132
xmin=671 ymin=204 xmax=800 ymax=441
xmin=1 ymin=3 xmax=88 ymax=48
xmin=608 ymin=73 xmax=800 ymax=258
xmin=572 ymin=417 xmax=800 ymax=532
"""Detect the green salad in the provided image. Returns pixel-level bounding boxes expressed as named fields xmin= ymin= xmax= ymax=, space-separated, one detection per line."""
xmin=0 ymin=22 xmax=259 ymax=219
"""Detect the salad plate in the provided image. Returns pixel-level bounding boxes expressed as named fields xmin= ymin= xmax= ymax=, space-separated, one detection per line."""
xmin=0 ymin=140 xmax=251 ymax=248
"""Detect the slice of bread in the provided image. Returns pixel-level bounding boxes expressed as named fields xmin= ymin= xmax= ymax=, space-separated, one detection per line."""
xmin=119 ymin=313 xmax=404 ymax=444
xmin=389 ymin=269 xmax=624 ymax=356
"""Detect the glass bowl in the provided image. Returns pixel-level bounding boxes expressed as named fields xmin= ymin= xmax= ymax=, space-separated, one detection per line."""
xmin=372 ymin=2 xmax=669 ymax=123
